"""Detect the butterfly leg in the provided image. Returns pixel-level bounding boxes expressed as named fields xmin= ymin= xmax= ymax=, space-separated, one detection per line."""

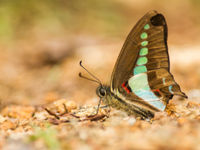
xmin=95 ymin=98 xmax=102 ymax=115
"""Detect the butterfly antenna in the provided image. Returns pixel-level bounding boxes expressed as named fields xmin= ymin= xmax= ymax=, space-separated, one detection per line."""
xmin=79 ymin=60 xmax=102 ymax=85
xmin=79 ymin=73 xmax=101 ymax=85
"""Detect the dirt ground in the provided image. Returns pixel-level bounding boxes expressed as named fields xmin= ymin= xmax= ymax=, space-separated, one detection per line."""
xmin=0 ymin=42 xmax=200 ymax=150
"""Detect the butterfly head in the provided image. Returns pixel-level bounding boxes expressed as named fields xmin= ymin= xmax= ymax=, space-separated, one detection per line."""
xmin=96 ymin=85 xmax=108 ymax=98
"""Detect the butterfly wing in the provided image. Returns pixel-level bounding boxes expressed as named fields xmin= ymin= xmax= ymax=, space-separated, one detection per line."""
xmin=110 ymin=10 xmax=187 ymax=111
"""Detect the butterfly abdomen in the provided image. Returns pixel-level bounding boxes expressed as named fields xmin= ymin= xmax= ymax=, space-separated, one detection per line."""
xmin=105 ymin=92 xmax=155 ymax=118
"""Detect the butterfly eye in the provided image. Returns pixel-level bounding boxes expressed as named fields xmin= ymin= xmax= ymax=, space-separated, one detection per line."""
xmin=99 ymin=88 xmax=106 ymax=97
xmin=96 ymin=86 xmax=107 ymax=98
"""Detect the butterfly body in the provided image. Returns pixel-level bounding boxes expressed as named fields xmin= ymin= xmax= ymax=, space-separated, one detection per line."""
xmin=97 ymin=85 xmax=156 ymax=118
xmin=94 ymin=10 xmax=187 ymax=118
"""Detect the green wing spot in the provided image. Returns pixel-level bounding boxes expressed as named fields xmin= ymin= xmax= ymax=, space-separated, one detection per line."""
xmin=141 ymin=41 xmax=148 ymax=46
xmin=134 ymin=66 xmax=147 ymax=75
xmin=139 ymin=48 xmax=148 ymax=56
xmin=140 ymin=32 xmax=148 ymax=39
xmin=136 ymin=57 xmax=148 ymax=65
xmin=144 ymin=24 xmax=150 ymax=30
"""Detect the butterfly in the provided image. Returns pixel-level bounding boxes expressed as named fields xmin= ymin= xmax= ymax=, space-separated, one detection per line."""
xmin=80 ymin=10 xmax=187 ymax=119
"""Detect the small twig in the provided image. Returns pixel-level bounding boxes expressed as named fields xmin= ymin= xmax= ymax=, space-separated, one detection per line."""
xmin=63 ymin=104 xmax=69 ymax=113
xmin=44 ymin=108 xmax=60 ymax=120
xmin=58 ymin=104 xmax=69 ymax=116
xmin=83 ymin=114 xmax=108 ymax=121
xmin=70 ymin=113 xmax=81 ymax=118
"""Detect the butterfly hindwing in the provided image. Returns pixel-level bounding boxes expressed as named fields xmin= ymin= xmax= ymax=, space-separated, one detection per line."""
xmin=110 ymin=10 xmax=187 ymax=111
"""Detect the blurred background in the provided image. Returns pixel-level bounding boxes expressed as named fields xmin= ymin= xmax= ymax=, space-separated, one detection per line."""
xmin=0 ymin=0 xmax=200 ymax=107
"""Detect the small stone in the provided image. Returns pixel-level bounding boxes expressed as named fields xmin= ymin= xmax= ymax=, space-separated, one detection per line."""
xmin=46 ymin=99 xmax=77 ymax=115
xmin=128 ymin=117 xmax=136 ymax=126
xmin=0 ymin=120 xmax=17 ymax=130
xmin=177 ymin=117 xmax=187 ymax=126
xmin=0 ymin=115 xmax=6 ymax=123
xmin=186 ymin=101 xmax=200 ymax=109
xmin=1 ymin=105 xmax=35 ymax=119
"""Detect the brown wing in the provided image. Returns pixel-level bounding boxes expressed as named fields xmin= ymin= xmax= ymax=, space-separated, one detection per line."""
xmin=148 ymin=69 xmax=187 ymax=98
xmin=110 ymin=10 xmax=170 ymax=91
xmin=110 ymin=10 xmax=187 ymax=110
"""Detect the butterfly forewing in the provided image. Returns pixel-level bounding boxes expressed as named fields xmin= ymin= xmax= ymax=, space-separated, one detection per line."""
xmin=110 ymin=10 xmax=187 ymax=112
xmin=111 ymin=11 xmax=168 ymax=90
